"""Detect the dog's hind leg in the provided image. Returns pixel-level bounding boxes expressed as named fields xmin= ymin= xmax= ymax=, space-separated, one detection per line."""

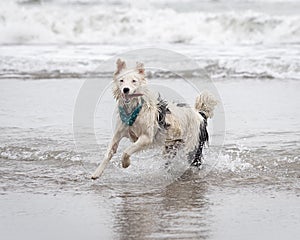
xmin=189 ymin=116 xmax=208 ymax=168
xmin=189 ymin=141 xmax=204 ymax=168
xmin=91 ymin=131 xmax=123 ymax=179
xmin=121 ymin=134 xmax=152 ymax=168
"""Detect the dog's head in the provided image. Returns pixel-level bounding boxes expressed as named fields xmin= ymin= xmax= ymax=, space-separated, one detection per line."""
xmin=112 ymin=59 xmax=146 ymax=103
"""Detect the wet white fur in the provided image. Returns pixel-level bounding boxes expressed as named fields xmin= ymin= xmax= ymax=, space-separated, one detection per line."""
xmin=91 ymin=59 xmax=217 ymax=179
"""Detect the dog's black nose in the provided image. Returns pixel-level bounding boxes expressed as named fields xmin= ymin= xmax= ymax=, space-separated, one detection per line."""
xmin=123 ymin=88 xmax=130 ymax=94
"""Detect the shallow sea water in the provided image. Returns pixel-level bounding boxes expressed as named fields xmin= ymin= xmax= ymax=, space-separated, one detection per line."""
xmin=0 ymin=60 xmax=299 ymax=239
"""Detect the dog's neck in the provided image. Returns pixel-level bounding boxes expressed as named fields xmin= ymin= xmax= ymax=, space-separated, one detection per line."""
xmin=118 ymin=96 xmax=143 ymax=115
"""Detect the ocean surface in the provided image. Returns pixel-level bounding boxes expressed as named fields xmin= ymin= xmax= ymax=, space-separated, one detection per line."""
xmin=0 ymin=0 xmax=300 ymax=240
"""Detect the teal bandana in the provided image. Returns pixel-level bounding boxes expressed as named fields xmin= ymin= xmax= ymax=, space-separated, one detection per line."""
xmin=118 ymin=99 xmax=144 ymax=126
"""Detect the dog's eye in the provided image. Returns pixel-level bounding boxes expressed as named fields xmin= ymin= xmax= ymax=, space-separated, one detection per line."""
xmin=120 ymin=79 xmax=124 ymax=83
xmin=132 ymin=79 xmax=137 ymax=83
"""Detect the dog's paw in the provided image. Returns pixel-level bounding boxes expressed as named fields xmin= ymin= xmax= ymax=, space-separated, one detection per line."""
xmin=122 ymin=153 xmax=131 ymax=168
xmin=91 ymin=175 xmax=98 ymax=180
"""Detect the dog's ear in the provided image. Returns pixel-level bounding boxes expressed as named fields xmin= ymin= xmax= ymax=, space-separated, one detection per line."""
xmin=136 ymin=62 xmax=145 ymax=75
xmin=114 ymin=58 xmax=126 ymax=76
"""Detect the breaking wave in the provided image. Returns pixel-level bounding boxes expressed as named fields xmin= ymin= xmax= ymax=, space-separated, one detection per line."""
xmin=0 ymin=2 xmax=300 ymax=45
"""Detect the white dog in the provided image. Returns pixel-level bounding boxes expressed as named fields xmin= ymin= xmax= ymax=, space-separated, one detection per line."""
xmin=91 ymin=59 xmax=217 ymax=179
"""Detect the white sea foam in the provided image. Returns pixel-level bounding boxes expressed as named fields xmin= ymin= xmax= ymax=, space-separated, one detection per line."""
xmin=0 ymin=2 xmax=299 ymax=45
xmin=211 ymin=153 xmax=253 ymax=172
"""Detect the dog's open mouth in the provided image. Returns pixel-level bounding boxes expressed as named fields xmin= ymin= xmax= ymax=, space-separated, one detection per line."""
xmin=122 ymin=93 xmax=143 ymax=103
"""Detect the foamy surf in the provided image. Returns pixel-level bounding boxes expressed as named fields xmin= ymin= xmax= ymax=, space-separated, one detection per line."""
xmin=1 ymin=2 xmax=300 ymax=45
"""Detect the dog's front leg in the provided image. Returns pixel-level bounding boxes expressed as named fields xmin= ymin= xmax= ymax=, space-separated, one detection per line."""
xmin=91 ymin=131 xmax=123 ymax=179
xmin=122 ymin=134 xmax=152 ymax=168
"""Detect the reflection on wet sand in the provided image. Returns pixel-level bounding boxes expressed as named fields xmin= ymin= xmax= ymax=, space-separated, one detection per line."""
xmin=111 ymin=171 xmax=212 ymax=239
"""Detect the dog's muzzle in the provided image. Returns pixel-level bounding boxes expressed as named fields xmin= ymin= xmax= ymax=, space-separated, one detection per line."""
xmin=121 ymin=92 xmax=144 ymax=104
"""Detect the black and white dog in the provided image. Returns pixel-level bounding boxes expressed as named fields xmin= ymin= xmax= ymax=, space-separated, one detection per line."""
xmin=91 ymin=59 xmax=217 ymax=179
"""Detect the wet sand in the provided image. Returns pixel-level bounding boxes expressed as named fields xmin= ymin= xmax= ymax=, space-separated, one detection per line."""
xmin=1 ymin=182 xmax=299 ymax=240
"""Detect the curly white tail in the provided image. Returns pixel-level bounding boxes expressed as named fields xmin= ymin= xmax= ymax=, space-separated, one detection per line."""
xmin=195 ymin=91 xmax=218 ymax=118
